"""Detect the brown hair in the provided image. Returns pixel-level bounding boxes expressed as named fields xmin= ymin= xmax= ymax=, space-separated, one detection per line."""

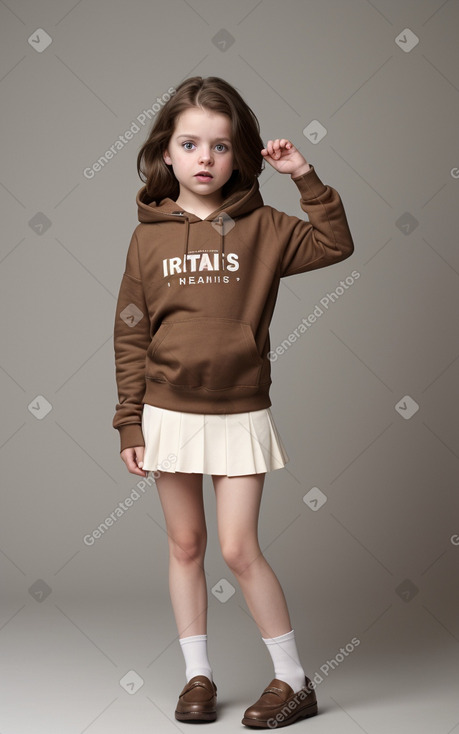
xmin=137 ymin=76 xmax=265 ymax=205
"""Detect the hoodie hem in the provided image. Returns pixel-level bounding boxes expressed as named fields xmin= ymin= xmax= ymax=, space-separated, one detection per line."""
xmin=143 ymin=378 xmax=272 ymax=415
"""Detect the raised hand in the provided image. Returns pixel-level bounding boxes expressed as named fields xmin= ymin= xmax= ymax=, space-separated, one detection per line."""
xmin=261 ymin=138 xmax=310 ymax=178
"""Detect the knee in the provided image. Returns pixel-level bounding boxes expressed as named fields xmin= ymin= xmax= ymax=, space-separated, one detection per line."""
xmin=169 ymin=532 xmax=207 ymax=565
xmin=221 ymin=541 xmax=260 ymax=575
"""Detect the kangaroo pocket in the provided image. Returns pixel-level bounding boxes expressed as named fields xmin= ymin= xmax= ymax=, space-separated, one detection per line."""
xmin=146 ymin=318 xmax=263 ymax=391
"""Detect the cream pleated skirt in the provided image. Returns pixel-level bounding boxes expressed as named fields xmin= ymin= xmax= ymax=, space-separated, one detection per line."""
xmin=141 ymin=403 xmax=289 ymax=477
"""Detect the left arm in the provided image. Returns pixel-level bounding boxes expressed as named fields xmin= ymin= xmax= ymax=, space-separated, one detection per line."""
xmin=261 ymin=139 xmax=354 ymax=276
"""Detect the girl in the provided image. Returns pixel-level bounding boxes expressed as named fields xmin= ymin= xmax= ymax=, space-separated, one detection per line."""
xmin=113 ymin=76 xmax=354 ymax=728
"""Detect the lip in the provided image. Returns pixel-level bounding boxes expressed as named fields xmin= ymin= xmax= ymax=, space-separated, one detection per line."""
xmin=195 ymin=171 xmax=213 ymax=178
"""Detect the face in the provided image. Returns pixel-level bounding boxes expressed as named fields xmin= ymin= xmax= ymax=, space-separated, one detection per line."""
xmin=163 ymin=107 xmax=235 ymax=201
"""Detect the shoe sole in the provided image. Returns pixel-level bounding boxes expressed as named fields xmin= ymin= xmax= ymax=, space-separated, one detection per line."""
xmin=175 ymin=710 xmax=217 ymax=722
xmin=242 ymin=701 xmax=318 ymax=728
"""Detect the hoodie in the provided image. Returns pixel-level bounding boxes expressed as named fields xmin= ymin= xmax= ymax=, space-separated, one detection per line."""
xmin=112 ymin=164 xmax=354 ymax=453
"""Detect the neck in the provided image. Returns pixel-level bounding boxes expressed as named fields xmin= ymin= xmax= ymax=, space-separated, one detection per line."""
xmin=175 ymin=190 xmax=224 ymax=216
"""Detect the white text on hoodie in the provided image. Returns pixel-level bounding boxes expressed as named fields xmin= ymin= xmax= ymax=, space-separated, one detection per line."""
xmin=162 ymin=252 xmax=239 ymax=277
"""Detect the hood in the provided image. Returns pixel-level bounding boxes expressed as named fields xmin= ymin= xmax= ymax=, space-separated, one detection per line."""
xmin=135 ymin=178 xmax=264 ymax=269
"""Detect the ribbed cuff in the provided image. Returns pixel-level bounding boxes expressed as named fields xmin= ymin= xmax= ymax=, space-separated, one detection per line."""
xmin=291 ymin=164 xmax=328 ymax=201
xmin=118 ymin=423 xmax=145 ymax=453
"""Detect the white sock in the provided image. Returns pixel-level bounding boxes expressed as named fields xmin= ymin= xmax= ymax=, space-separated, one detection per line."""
xmin=179 ymin=634 xmax=213 ymax=682
xmin=262 ymin=629 xmax=306 ymax=693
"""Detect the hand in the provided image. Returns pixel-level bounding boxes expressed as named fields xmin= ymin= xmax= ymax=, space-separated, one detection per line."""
xmin=261 ymin=139 xmax=310 ymax=177
xmin=120 ymin=446 xmax=148 ymax=477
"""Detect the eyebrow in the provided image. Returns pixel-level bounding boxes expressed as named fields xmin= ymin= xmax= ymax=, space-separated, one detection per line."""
xmin=176 ymin=134 xmax=232 ymax=143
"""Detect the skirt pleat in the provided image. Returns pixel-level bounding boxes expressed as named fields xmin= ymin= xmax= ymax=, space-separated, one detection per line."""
xmin=141 ymin=403 xmax=289 ymax=477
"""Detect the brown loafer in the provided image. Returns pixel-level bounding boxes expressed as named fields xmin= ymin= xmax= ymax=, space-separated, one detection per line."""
xmin=242 ymin=675 xmax=318 ymax=728
xmin=175 ymin=674 xmax=217 ymax=722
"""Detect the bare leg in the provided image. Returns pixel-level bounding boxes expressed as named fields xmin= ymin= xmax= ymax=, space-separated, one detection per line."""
xmin=212 ymin=473 xmax=293 ymax=638
xmin=155 ymin=470 xmax=208 ymax=638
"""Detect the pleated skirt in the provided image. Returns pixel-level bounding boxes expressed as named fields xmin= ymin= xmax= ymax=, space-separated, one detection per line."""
xmin=141 ymin=403 xmax=289 ymax=477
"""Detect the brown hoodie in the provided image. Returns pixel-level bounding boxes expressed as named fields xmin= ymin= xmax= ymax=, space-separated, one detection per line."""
xmin=112 ymin=164 xmax=354 ymax=452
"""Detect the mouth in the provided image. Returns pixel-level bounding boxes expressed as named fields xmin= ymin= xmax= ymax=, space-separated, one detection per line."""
xmin=195 ymin=171 xmax=213 ymax=179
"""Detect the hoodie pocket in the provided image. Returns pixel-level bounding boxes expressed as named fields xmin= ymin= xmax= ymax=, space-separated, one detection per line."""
xmin=146 ymin=318 xmax=263 ymax=391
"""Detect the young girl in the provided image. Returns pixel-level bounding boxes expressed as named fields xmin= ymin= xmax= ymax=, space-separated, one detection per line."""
xmin=113 ymin=76 xmax=354 ymax=728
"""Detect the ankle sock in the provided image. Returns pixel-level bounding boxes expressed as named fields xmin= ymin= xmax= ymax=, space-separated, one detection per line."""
xmin=262 ymin=628 xmax=306 ymax=693
xmin=179 ymin=634 xmax=213 ymax=682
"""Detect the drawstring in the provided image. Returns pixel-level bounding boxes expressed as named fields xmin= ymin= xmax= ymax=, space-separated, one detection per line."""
xmin=179 ymin=213 xmax=225 ymax=272
xmin=183 ymin=215 xmax=190 ymax=269
xmin=217 ymin=215 xmax=225 ymax=265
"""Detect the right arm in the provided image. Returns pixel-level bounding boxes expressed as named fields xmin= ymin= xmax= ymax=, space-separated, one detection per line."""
xmin=112 ymin=229 xmax=150 ymax=473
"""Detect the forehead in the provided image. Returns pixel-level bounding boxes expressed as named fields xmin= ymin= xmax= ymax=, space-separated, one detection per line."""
xmin=174 ymin=107 xmax=232 ymax=137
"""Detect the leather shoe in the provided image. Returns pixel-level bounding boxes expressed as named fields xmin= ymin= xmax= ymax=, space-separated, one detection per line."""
xmin=175 ymin=675 xmax=217 ymax=722
xmin=242 ymin=675 xmax=318 ymax=728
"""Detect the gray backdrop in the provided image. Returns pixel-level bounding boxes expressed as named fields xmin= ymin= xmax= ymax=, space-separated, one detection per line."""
xmin=1 ymin=1 xmax=458 ymax=732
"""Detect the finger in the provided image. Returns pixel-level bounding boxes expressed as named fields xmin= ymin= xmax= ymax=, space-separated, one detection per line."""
xmin=278 ymin=139 xmax=290 ymax=153
xmin=128 ymin=460 xmax=147 ymax=477
xmin=274 ymin=139 xmax=286 ymax=158
xmin=261 ymin=139 xmax=294 ymax=160
xmin=273 ymin=139 xmax=280 ymax=157
xmin=123 ymin=450 xmax=146 ymax=477
xmin=135 ymin=447 xmax=147 ymax=476
xmin=132 ymin=467 xmax=147 ymax=477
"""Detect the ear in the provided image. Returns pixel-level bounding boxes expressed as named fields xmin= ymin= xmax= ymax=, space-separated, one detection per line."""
xmin=163 ymin=150 xmax=172 ymax=165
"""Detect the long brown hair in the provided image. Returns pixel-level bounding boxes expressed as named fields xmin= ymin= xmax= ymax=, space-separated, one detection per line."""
xmin=137 ymin=76 xmax=265 ymax=205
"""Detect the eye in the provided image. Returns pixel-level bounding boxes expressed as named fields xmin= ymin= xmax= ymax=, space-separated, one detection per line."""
xmin=182 ymin=141 xmax=195 ymax=150
xmin=215 ymin=144 xmax=228 ymax=152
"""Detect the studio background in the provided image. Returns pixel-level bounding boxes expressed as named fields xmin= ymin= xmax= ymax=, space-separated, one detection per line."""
xmin=1 ymin=1 xmax=458 ymax=732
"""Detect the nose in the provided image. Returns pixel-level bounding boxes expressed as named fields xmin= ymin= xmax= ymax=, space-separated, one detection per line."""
xmin=199 ymin=147 xmax=212 ymax=165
